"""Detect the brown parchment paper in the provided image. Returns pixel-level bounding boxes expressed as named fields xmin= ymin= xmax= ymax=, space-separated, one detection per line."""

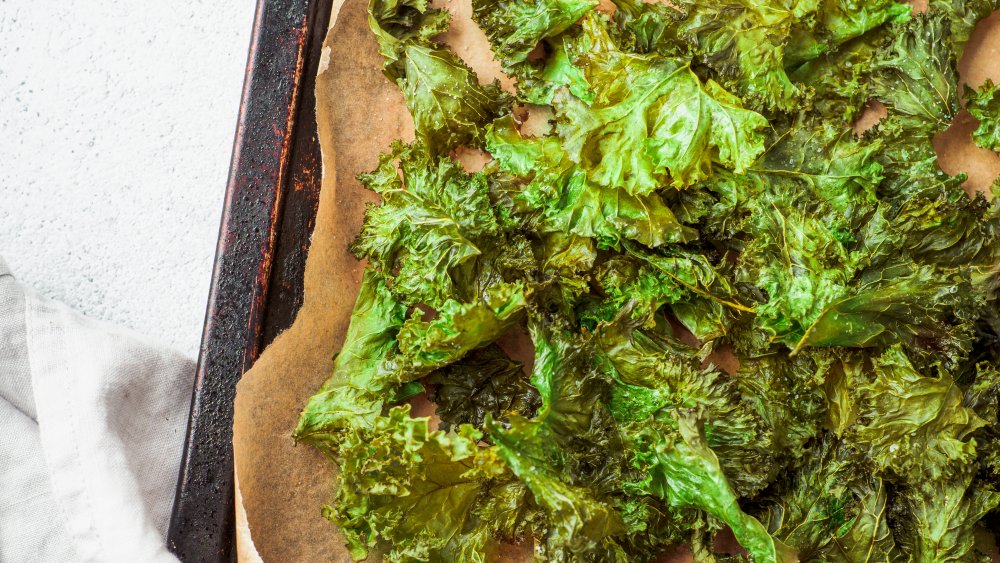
xmin=232 ymin=2 xmax=1000 ymax=561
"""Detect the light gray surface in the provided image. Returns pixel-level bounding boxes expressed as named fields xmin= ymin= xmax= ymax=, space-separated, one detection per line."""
xmin=0 ymin=1 xmax=257 ymax=356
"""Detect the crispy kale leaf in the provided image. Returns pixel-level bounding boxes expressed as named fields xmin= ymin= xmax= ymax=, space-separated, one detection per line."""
xmin=394 ymin=281 xmax=529 ymax=374
xmin=486 ymin=116 xmax=696 ymax=248
xmin=555 ymin=16 xmax=768 ymax=192
xmin=712 ymin=118 xmax=885 ymax=346
xmin=736 ymin=181 xmax=858 ymax=347
xmin=486 ymin=324 xmax=630 ymax=560
xmin=929 ymin=0 xmax=1000 ymax=57
xmin=872 ymin=12 xmax=965 ymax=201
xmin=599 ymin=312 xmax=778 ymax=497
xmin=471 ymin=0 xmax=597 ymax=67
xmin=294 ymin=270 xmax=406 ymax=451
xmin=784 ymin=0 xmax=910 ymax=65
xmin=625 ymin=409 xmax=797 ymax=562
xmin=369 ymin=0 xmax=511 ymax=153
xmin=851 ymin=345 xmax=986 ymax=480
xmin=872 ymin=13 xmax=959 ymax=136
xmin=622 ymin=243 xmax=750 ymax=342
xmin=330 ymin=406 xmax=511 ymax=561
xmin=797 ymin=190 xmax=1000 ymax=364
xmin=352 ymin=141 xmax=503 ymax=308
xmin=662 ymin=0 xmax=819 ymax=112
xmin=756 ymin=434 xmax=898 ymax=560
xmin=890 ymin=465 xmax=1000 ymax=562
xmin=967 ymin=79 xmax=1000 ymax=151
xmin=427 ymin=344 xmax=540 ymax=430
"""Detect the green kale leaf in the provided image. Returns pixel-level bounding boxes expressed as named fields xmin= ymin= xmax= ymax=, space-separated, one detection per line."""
xmin=929 ymin=0 xmax=1000 ymax=58
xmin=471 ymin=0 xmax=597 ymax=67
xmin=851 ymin=345 xmax=986 ymax=481
xmin=486 ymin=323 xmax=630 ymax=560
xmin=664 ymin=0 xmax=820 ymax=112
xmin=427 ymin=344 xmax=540 ymax=430
xmin=784 ymin=0 xmax=910 ymax=66
xmin=486 ymin=116 xmax=696 ymax=247
xmin=555 ymin=15 xmax=768 ymax=192
xmin=293 ymin=270 xmax=406 ymax=452
xmin=967 ymin=79 xmax=1000 ymax=151
xmin=369 ymin=0 xmax=511 ymax=153
xmin=755 ymin=434 xmax=898 ymax=560
xmin=352 ymin=142 xmax=503 ymax=309
xmin=330 ymin=406 xmax=509 ymax=561
xmin=625 ymin=409 xmax=797 ymax=562
xmin=890 ymin=465 xmax=1000 ymax=562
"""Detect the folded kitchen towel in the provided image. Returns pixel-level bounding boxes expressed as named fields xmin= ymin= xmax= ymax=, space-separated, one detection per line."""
xmin=0 ymin=257 xmax=194 ymax=563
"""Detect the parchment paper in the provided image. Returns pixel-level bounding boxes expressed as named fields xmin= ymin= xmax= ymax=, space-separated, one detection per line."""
xmin=232 ymin=2 xmax=1000 ymax=561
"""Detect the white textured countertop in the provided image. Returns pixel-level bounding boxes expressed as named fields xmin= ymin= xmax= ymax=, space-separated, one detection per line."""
xmin=0 ymin=1 xmax=257 ymax=357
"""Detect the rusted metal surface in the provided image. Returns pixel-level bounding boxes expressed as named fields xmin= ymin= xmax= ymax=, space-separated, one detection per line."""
xmin=260 ymin=47 xmax=326 ymax=347
xmin=167 ymin=0 xmax=331 ymax=560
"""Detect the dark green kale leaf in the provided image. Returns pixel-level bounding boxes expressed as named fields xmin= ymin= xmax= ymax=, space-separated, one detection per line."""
xmin=622 ymin=243 xmax=750 ymax=342
xmin=868 ymin=187 xmax=1000 ymax=270
xmin=890 ymin=464 xmax=1000 ymax=562
xmin=929 ymin=0 xmax=1000 ymax=58
xmin=967 ymin=79 xmax=1000 ymax=151
xmin=788 ymin=30 xmax=885 ymax=122
xmin=708 ymin=118 xmax=884 ymax=347
xmin=427 ymin=344 xmax=540 ymax=431
xmin=872 ymin=13 xmax=960 ymax=135
xmin=790 ymin=259 xmax=983 ymax=360
xmin=734 ymin=350 xmax=830 ymax=460
xmin=796 ymin=190 xmax=1000 ymax=363
xmin=486 ymin=323 xmax=631 ymax=560
xmin=724 ymin=114 xmax=998 ymax=364
xmin=735 ymin=180 xmax=858 ymax=347
xmin=368 ymin=0 xmax=451 ymax=66
xmin=850 ymin=345 xmax=986 ymax=481
xmin=609 ymin=0 xmax=907 ymax=113
xmin=872 ymin=12 xmax=965 ymax=201
xmin=609 ymin=0 xmax=685 ymax=55
xmin=822 ymin=484 xmax=898 ymax=562
xmin=624 ymin=409 xmax=797 ymax=562
xmin=598 ymin=308 xmax=779 ymax=498
xmin=537 ymin=232 xmax=598 ymax=305
xmin=393 ymin=280 xmax=529 ymax=375
xmin=784 ymin=0 xmax=910 ymax=66
xmin=470 ymin=0 xmax=602 ymax=108
xmin=755 ymin=434 xmax=898 ymax=560
xmin=746 ymin=116 xmax=884 ymax=227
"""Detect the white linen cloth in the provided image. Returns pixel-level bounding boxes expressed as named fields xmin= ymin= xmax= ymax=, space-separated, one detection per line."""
xmin=0 ymin=257 xmax=194 ymax=562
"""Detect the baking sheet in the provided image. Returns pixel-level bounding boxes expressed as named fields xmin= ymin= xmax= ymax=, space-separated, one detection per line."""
xmin=232 ymin=2 xmax=1000 ymax=561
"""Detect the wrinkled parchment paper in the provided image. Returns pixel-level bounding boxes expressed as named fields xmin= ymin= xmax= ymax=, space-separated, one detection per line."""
xmin=232 ymin=1 xmax=1000 ymax=560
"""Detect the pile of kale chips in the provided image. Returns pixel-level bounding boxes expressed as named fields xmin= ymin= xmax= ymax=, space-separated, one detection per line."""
xmin=295 ymin=0 xmax=1000 ymax=560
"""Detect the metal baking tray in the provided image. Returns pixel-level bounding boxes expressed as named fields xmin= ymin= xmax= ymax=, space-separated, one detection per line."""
xmin=167 ymin=0 xmax=332 ymax=560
